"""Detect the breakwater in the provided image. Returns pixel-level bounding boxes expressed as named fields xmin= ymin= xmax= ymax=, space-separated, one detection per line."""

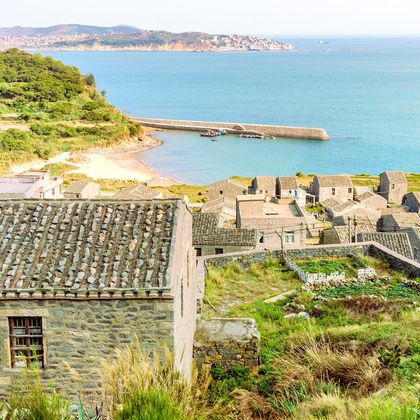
xmin=136 ymin=118 xmax=330 ymax=141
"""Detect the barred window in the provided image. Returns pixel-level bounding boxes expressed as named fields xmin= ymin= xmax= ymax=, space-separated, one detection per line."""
xmin=9 ymin=317 xmax=44 ymax=368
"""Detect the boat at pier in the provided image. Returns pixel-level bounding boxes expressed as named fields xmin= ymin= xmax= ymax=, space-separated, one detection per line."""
xmin=200 ymin=130 xmax=220 ymax=138
xmin=239 ymin=133 xmax=265 ymax=139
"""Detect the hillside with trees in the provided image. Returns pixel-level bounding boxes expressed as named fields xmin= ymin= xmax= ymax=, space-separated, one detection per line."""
xmin=0 ymin=49 xmax=142 ymax=171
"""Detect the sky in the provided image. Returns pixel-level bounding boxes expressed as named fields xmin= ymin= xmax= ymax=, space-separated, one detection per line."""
xmin=2 ymin=0 xmax=420 ymax=36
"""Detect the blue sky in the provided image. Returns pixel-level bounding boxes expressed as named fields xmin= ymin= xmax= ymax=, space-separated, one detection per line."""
xmin=3 ymin=0 xmax=420 ymax=36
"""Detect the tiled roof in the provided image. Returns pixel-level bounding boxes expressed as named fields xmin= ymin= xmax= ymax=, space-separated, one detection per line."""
xmin=0 ymin=200 xmax=180 ymax=296
xmin=332 ymin=201 xmax=358 ymax=213
xmin=381 ymin=171 xmax=407 ymax=184
xmin=254 ymin=176 xmax=276 ymax=190
xmin=64 ymin=180 xmax=95 ymax=195
xmin=277 ymin=176 xmax=298 ymax=190
xmin=355 ymin=191 xmax=379 ymax=202
xmin=209 ymin=178 xmax=245 ymax=190
xmin=320 ymin=198 xmax=342 ymax=210
xmin=113 ymin=184 xmax=162 ymax=200
xmin=193 ymin=213 xmax=256 ymax=246
xmin=315 ymin=175 xmax=353 ymax=188
xmin=358 ymin=232 xmax=413 ymax=260
xmin=331 ymin=223 xmax=376 ymax=243
xmin=388 ymin=213 xmax=420 ymax=229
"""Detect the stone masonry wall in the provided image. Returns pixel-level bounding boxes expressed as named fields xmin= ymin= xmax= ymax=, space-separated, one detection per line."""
xmin=137 ymin=118 xmax=330 ymax=140
xmin=193 ymin=318 xmax=260 ymax=369
xmin=0 ymin=298 xmax=174 ymax=403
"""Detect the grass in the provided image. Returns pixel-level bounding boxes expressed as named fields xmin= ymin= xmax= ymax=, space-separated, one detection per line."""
xmin=203 ymin=258 xmax=300 ymax=318
xmin=203 ymin=259 xmax=420 ymax=418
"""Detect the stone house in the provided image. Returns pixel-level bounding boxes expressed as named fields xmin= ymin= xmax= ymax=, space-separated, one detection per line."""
xmin=379 ymin=212 xmax=420 ymax=232
xmin=379 ymin=171 xmax=408 ymax=204
xmin=236 ymin=195 xmax=310 ymax=249
xmin=276 ymin=176 xmax=307 ymax=205
xmin=113 ymin=184 xmax=163 ymax=200
xmin=193 ymin=213 xmax=256 ymax=256
xmin=355 ymin=191 xmax=388 ymax=210
xmin=64 ymin=180 xmax=100 ymax=199
xmin=0 ymin=171 xmax=63 ymax=199
xmin=208 ymin=178 xmax=246 ymax=202
xmin=327 ymin=201 xmax=381 ymax=226
xmin=403 ymin=192 xmax=420 ymax=213
xmin=0 ymin=199 xmax=196 ymax=400
xmin=310 ymin=175 xmax=354 ymax=203
xmin=250 ymin=176 xmax=276 ymax=197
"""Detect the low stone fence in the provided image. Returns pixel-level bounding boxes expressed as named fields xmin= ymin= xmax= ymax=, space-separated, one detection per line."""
xmin=193 ymin=318 xmax=260 ymax=369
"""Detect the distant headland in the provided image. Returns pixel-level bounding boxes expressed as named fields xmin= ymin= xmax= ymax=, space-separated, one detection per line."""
xmin=0 ymin=24 xmax=294 ymax=52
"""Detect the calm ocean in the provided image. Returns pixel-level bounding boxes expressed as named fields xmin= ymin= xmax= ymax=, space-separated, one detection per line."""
xmin=47 ymin=37 xmax=420 ymax=184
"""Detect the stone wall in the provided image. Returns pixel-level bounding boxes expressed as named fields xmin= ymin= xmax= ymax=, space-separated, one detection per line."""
xmin=137 ymin=118 xmax=330 ymax=141
xmin=0 ymin=298 xmax=174 ymax=402
xmin=193 ymin=318 xmax=260 ymax=369
xmin=368 ymin=242 xmax=420 ymax=278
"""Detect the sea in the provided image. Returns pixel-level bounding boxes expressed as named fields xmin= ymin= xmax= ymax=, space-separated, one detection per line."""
xmin=46 ymin=37 xmax=420 ymax=184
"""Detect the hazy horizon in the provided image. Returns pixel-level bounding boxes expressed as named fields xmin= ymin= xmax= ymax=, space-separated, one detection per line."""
xmin=3 ymin=0 xmax=420 ymax=37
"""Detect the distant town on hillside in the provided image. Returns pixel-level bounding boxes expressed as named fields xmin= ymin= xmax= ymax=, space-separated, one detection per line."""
xmin=0 ymin=24 xmax=294 ymax=52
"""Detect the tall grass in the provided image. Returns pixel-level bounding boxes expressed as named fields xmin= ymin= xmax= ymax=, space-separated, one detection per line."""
xmin=101 ymin=338 xmax=227 ymax=419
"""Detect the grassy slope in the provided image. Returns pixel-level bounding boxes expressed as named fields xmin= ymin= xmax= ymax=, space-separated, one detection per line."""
xmin=203 ymin=258 xmax=420 ymax=418
xmin=0 ymin=49 xmax=142 ymax=172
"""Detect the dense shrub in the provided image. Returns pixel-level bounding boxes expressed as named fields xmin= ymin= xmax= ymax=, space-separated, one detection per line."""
xmin=114 ymin=390 xmax=183 ymax=420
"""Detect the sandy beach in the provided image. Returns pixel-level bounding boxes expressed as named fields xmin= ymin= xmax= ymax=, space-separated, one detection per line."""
xmin=9 ymin=127 xmax=176 ymax=184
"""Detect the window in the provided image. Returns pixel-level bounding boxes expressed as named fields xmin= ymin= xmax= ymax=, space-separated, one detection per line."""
xmin=215 ymin=248 xmax=224 ymax=255
xmin=220 ymin=190 xmax=223 ymax=195
xmin=284 ymin=232 xmax=295 ymax=244
xmin=195 ymin=248 xmax=202 ymax=257
xmin=348 ymin=188 xmax=352 ymax=194
xmin=52 ymin=188 xmax=55 ymax=196
xmin=9 ymin=317 xmax=44 ymax=368
xmin=332 ymin=188 xmax=336 ymax=196
xmin=391 ymin=184 xmax=395 ymax=189
xmin=259 ymin=232 xmax=265 ymax=244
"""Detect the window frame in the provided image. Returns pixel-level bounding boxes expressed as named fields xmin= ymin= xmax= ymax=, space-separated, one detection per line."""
xmin=9 ymin=317 xmax=44 ymax=368
xmin=215 ymin=248 xmax=224 ymax=255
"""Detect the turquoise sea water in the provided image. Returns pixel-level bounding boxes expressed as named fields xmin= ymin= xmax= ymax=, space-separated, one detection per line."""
xmin=47 ymin=38 xmax=420 ymax=184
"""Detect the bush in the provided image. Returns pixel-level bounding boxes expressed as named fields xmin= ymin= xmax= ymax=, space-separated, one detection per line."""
xmin=207 ymin=364 xmax=255 ymax=404
xmin=114 ymin=390 xmax=183 ymax=420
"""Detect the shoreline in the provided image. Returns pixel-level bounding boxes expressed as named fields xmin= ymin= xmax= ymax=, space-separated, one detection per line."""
xmin=9 ymin=127 xmax=179 ymax=185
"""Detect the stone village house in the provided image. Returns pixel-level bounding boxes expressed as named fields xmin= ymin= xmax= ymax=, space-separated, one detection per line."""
xmin=310 ymin=175 xmax=354 ymax=203
xmin=250 ymin=176 xmax=276 ymax=197
xmin=378 ymin=171 xmax=408 ymax=204
xmin=192 ymin=213 xmax=257 ymax=256
xmin=403 ymin=192 xmax=420 ymax=214
xmin=0 ymin=199 xmax=196 ymax=400
xmin=236 ymin=195 xmax=318 ymax=249
xmin=207 ymin=178 xmax=246 ymax=202
xmin=64 ymin=180 xmax=100 ymax=200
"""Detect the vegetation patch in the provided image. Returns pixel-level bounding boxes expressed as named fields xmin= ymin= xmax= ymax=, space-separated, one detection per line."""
xmin=316 ymin=281 xmax=420 ymax=300
xmin=203 ymin=260 xmax=420 ymax=418
xmin=0 ymin=49 xmax=143 ymax=172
